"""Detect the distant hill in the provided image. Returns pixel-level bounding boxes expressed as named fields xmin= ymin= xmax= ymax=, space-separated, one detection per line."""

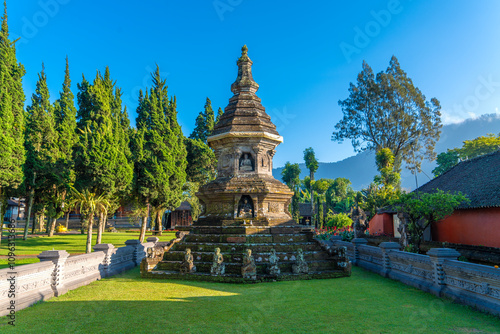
xmin=273 ymin=114 xmax=500 ymax=191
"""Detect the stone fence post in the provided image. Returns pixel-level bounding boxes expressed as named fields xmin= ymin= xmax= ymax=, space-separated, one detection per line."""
xmin=379 ymin=242 xmax=400 ymax=277
xmin=427 ymin=248 xmax=460 ymax=296
xmin=38 ymin=250 xmax=70 ymax=297
xmin=351 ymin=238 xmax=368 ymax=265
xmin=147 ymin=237 xmax=160 ymax=244
xmin=93 ymin=244 xmax=116 ymax=278
xmin=125 ymin=240 xmax=142 ymax=265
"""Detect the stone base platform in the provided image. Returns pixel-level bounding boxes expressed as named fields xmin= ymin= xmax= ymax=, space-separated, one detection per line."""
xmin=141 ymin=224 xmax=351 ymax=283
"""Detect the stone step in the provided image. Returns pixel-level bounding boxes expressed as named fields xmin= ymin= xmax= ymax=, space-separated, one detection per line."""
xmin=171 ymin=242 xmax=321 ymax=253
xmin=184 ymin=225 xmax=311 ymax=236
xmin=183 ymin=233 xmax=309 ymax=244
xmin=156 ymin=260 xmax=338 ymax=275
xmin=163 ymin=250 xmax=331 ymax=263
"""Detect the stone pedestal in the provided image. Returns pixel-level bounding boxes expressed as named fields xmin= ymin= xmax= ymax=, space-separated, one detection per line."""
xmin=427 ymin=248 xmax=461 ymax=296
xmin=38 ymin=250 xmax=70 ymax=297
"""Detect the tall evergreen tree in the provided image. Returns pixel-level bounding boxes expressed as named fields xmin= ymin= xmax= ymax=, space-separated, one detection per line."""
xmin=189 ymin=97 xmax=215 ymax=143
xmin=74 ymin=67 xmax=133 ymax=245
xmin=132 ymin=66 xmax=186 ymax=241
xmin=304 ymin=147 xmax=319 ymax=227
xmin=215 ymin=107 xmax=223 ymax=125
xmin=24 ymin=65 xmax=60 ymax=237
xmin=0 ymin=2 xmax=26 ymax=242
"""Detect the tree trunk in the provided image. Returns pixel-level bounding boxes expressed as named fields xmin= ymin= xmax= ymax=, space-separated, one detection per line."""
xmin=0 ymin=191 xmax=3 ymax=246
xmin=102 ymin=215 xmax=107 ymax=234
xmin=24 ymin=172 xmax=36 ymax=240
xmin=64 ymin=211 xmax=70 ymax=229
xmin=310 ymin=171 xmax=315 ymax=228
xmin=155 ymin=210 xmax=162 ymax=236
xmin=139 ymin=215 xmax=148 ymax=243
xmin=48 ymin=217 xmax=57 ymax=237
xmin=96 ymin=211 xmax=104 ymax=245
xmin=31 ymin=213 xmax=37 ymax=234
xmin=39 ymin=209 xmax=45 ymax=233
xmin=86 ymin=213 xmax=94 ymax=253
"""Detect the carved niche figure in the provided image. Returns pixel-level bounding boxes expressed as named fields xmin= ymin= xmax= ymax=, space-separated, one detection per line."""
xmin=238 ymin=195 xmax=254 ymax=218
xmin=292 ymin=249 xmax=309 ymax=274
xmin=267 ymin=248 xmax=280 ymax=276
xmin=241 ymin=249 xmax=257 ymax=279
xmin=210 ymin=247 xmax=225 ymax=276
xmin=239 ymin=153 xmax=254 ymax=171
xmin=180 ymin=248 xmax=196 ymax=274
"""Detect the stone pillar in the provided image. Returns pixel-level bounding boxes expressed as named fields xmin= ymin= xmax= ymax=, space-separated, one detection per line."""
xmin=38 ymin=250 xmax=70 ymax=297
xmin=427 ymin=248 xmax=460 ymax=296
xmin=93 ymin=243 xmax=116 ymax=278
xmin=379 ymin=242 xmax=400 ymax=277
xmin=125 ymin=239 xmax=143 ymax=265
xmin=351 ymin=238 xmax=368 ymax=265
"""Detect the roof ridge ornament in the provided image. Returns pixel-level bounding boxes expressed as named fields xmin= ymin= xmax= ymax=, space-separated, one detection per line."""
xmin=231 ymin=45 xmax=259 ymax=95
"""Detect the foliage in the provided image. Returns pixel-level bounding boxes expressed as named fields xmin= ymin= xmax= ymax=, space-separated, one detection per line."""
xmin=56 ymin=224 xmax=67 ymax=233
xmin=185 ymin=137 xmax=216 ymax=185
xmin=303 ymin=147 xmax=319 ymax=178
xmin=332 ymin=56 xmax=442 ymax=171
xmin=433 ymin=133 xmax=500 ymax=177
xmin=182 ymin=182 xmax=201 ymax=221
xmin=190 ymin=97 xmax=216 ymax=143
xmin=281 ymin=162 xmax=301 ymax=190
xmin=392 ymin=189 xmax=469 ymax=251
xmin=325 ymin=211 xmax=352 ymax=229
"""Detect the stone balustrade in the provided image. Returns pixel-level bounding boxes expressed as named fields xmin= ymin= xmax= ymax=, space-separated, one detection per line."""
xmin=331 ymin=238 xmax=500 ymax=316
xmin=0 ymin=239 xmax=157 ymax=317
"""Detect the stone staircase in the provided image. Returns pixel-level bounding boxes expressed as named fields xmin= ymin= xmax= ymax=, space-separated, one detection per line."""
xmin=141 ymin=224 xmax=351 ymax=282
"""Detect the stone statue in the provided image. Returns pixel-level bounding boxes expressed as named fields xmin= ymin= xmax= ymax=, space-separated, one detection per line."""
xmin=147 ymin=245 xmax=165 ymax=259
xmin=267 ymin=248 xmax=280 ymax=276
xmin=210 ymin=247 xmax=225 ymax=276
xmin=180 ymin=248 xmax=196 ymax=274
xmin=238 ymin=197 xmax=253 ymax=218
xmin=239 ymin=153 xmax=253 ymax=171
xmin=351 ymin=206 xmax=367 ymax=238
xmin=241 ymin=249 xmax=257 ymax=279
xmin=292 ymin=249 xmax=309 ymax=274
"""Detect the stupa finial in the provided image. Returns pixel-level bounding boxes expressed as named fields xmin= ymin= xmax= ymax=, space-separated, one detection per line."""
xmin=238 ymin=44 xmax=250 ymax=62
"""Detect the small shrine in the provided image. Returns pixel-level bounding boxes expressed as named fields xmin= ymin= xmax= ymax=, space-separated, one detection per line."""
xmin=141 ymin=46 xmax=350 ymax=282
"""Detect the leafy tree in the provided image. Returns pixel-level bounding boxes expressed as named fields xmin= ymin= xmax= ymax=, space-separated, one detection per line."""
xmin=303 ymin=147 xmax=319 ymax=226
xmin=332 ymin=57 xmax=442 ymax=171
xmin=433 ymin=133 xmax=500 ymax=177
xmin=132 ymin=66 xmax=186 ymax=241
xmin=182 ymin=182 xmax=201 ymax=222
xmin=325 ymin=211 xmax=352 ymax=229
xmin=190 ymin=97 xmax=215 ymax=143
xmin=361 ymin=149 xmax=401 ymax=219
xmin=0 ymin=2 xmax=25 ymax=243
xmin=392 ymin=189 xmax=468 ymax=252
xmin=185 ymin=138 xmax=216 ymax=185
xmin=281 ymin=162 xmax=301 ymax=222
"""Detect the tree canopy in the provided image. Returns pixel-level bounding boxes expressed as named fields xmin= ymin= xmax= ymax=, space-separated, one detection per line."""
xmin=332 ymin=56 xmax=442 ymax=171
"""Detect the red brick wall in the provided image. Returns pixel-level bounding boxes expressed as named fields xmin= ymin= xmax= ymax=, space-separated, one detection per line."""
xmin=368 ymin=213 xmax=394 ymax=236
xmin=431 ymin=207 xmax=500 ymax=248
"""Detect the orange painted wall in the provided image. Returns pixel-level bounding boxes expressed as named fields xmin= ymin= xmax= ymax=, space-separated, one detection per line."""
xmin=431 ymin=207 xmax=500 ymax=248
xmin=368 ymin=213 xmax=394 ymax=236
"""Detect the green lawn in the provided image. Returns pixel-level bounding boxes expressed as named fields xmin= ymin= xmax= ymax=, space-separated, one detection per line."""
xmin=0 ymin=232 xmax=177 ymax=269
xmin=1 ymin=267 xmax=499 ymax=333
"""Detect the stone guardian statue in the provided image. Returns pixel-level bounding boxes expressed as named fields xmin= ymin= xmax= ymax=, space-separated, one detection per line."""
xmin=210 ymin=247 xmax=225 ymax=276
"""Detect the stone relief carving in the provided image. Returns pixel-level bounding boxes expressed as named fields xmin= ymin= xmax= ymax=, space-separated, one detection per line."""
xmin=292 ymin=249 xmax=309 ymax=274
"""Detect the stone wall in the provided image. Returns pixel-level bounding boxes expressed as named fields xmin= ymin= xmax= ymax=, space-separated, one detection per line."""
xmin=331 ymin=238 xmax=500 ymax=316
xmin=0 ymin=239 xmax=156 ymax=317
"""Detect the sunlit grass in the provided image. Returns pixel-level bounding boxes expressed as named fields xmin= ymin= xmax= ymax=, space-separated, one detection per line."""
xmin=1 ymin=267 xmax=499 ymax=333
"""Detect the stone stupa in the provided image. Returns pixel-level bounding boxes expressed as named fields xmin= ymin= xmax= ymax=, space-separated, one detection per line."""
xmin=141 ymin=46 xmax=350 ymax=282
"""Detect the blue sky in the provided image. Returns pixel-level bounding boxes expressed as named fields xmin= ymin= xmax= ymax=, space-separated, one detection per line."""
xmin=7 ymin=0 xmax=500 ymax=167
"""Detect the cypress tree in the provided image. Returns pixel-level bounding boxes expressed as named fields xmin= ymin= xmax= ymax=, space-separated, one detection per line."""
xmin=24 ymin=65 xmax=60 ymax=237
xmin=215 ymin=107 xmax=223 ymax=125
xmin=0 ymin=1 xmax=25 ymax=242
xmin=132 ymin=66 xmax=186 ymax=241
xmin=189 ymin=97 xmax=215 ymax=143
xmin=74 ymin=68 xmax=133 ymax=247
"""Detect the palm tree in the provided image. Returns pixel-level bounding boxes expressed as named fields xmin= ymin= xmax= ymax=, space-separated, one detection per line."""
xmin=70 ymin=188 xmax=109 ymax=253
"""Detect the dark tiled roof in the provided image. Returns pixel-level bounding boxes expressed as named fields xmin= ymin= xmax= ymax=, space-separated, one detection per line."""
xmin=416 ymin=150 xmax=500 ymax=209
xmin=174 ymin=201 xmax=192 ymax=211
xmin=299 ymin=203 xmax=312 ymax=216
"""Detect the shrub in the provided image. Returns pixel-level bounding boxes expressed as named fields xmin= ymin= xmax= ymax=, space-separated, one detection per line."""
xmin=325 ymin=212 xmax=352 ymax=229
xmin=56 ymin=224 xmax=67 ymax=233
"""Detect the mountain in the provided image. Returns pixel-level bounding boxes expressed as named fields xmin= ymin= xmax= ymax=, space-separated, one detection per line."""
xmin=273 ymin=114 xmax=500 ymax=191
